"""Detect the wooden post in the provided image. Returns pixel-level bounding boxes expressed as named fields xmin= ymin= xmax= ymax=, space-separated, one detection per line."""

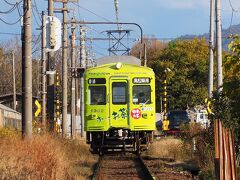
xmin=214 ymin=119 xmax=220 ymax=180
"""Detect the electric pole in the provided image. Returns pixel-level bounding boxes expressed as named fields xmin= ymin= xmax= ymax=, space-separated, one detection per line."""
xmin=144 ymin=43 xmax=147 ymax=67
xmin=214 ymin=1 xmax=237 ymax=179
xmin=12 ymin=51 xmax=16 ymax=111
xmin=208 ymin=0 xmax=214 ymax=98
xmin=47 ymin=0 xmax=55 ymax=131
xmin=215 ymin=0 xmax=223 ymax=92
xmin=214 ymin=0 xmax=223 ymax=177
xmin=41 ymin=11 xmax=47 ymax=129
xmin=62 ymin=1 xmax=68 ymax=137
xmin=22 ymin=0 xmax=32 ymax=138
xmin=80 ymin=25 xmax=86 ymax=137
xmin=71 ymin=18 xmax=76 ymax=138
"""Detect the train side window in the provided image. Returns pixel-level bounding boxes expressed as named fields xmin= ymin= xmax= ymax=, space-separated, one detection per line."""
xmin=112 ymin=82 xmax=127 ymax=104
xmin=133 ymin=85 xmax=151 ymax=104
xmin=89 ymin=86 xmax=106 ymax=105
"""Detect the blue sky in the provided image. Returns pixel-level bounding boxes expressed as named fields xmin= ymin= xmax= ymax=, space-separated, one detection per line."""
xmin=0 ymin=0 xmax=240 ymax=56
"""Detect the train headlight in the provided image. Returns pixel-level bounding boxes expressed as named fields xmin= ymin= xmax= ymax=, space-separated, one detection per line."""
xmin=116 ymin=62 xmax=122 ymax=69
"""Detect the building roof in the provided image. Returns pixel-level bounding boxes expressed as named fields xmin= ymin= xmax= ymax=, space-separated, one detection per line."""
xmin=0 ymin=104 xmax=20 ymax=114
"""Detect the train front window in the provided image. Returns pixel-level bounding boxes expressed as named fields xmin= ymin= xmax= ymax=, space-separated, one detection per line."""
xmin=89 ymin=86 xmax=106 ymax=105
xmin=133 ymin=85 xmax=151 ymax=104
xmin=112 ymin=82 xmax=127 ymax=104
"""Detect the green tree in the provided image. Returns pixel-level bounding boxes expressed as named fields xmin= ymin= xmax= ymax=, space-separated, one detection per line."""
xmin=150 ymin=38 xmax=209 ymax=111
xmin=214 ymin=35 xmax=240 ymax=160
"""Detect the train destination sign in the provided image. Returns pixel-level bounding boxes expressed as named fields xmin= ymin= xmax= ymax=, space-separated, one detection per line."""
xmin=88 ymin=78 xmax=106 ymax=84
xmin=133 ymin=77 xmax=150 ymax=84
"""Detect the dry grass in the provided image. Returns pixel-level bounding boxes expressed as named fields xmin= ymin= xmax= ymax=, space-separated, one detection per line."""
xmin=147 ymin=137 xmax=191 ymax=161
xmin=0 ymin=128 xmax=97 ymax=179
xmin=148 ymin=123 xmax=215 ymax=178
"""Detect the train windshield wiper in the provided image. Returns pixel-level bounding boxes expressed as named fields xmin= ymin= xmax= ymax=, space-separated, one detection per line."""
xmin=140 ymin=99 xmax=149 ymax=106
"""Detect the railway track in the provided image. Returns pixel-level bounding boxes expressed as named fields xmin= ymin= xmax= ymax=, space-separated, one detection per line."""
xmin=92 ymin=153 xmax=155 ymax=180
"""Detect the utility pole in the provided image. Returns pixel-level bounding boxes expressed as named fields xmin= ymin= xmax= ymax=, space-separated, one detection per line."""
xmin=47 ymin=0 xmax=55 ymax=131
xmin=71 ymin=18 xmax=76 ymax=138
xmin=144 ymin=43 xmax=147 ymax=67
xmin=12 ymin=51 xmax=16 ymax=111
xmin=214 ymin=0 xmax=237 ymax=179
xmin=215 ymin=0 xmax=223 ymax=177
xmin=208 ymin=0 xmax=215 ymax=98
xmin=41 ymin=11 xmax=47 ymax=129
xmin=22 ymin=0 xmax=32 ymax=138
xmin=215 ymin=0 xmax=223 ymax=92
xmin=80 ymin=25 xmax=86 ymax=137
xmin=62 ymin=1 xmax=68 ymax=137
xmin=76 ymin=76 xmax=80 ymax=117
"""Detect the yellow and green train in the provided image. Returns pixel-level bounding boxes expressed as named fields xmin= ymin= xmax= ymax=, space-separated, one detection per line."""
xmin=84 ymin=56 xmax=156 ymax=153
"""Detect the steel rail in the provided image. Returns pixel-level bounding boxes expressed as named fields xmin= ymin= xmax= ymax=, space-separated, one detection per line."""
xmin=137 ymin=155 xmax=156 ymax=180
xmin=91 ymin=156 xmax=103 ymax=180
xmin=91 ymin=154 xmax=155 ymax=180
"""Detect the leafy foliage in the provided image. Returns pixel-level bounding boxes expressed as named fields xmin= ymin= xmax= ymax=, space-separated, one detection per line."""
xmin=147 ymin=38 xmax=209 ymax=111
xmin=211 ymin=35 xmax=240 ymax=160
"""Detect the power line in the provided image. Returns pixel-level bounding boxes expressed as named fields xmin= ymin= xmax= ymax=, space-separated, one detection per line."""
xmin=0 ymin=16 xmax=22 ymax=25
xmin=3 ymin=0 xmax=20 ymax=6
xmin=32 ymin=0 xmax=42 ymax=22
xmin=32 ymin=8 xmax=41 ymax=27
xmin=228 ymin=11 xmax=234 ymax=34
xmin=17 ymin=2 xmax=22 ymax=17
xmin=227 ymin=0 xmax=240 ymax=34
xmin=71 ymin=2 xmax=112 ymax=22
xmin=0 ymin=32 xmax=21 ymax=35
xmin=0 ymin=3 xmax=18 ymax=14
xmin=228 ymin=0 xmax=239 ymax=12
xmin=0 ymin=2 xmax=26 ymax=26
xmin=0 ymin=32 xmax=38 ymax=36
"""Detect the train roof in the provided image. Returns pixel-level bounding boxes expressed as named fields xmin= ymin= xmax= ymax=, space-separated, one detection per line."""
xmin=96 ymin=56 xmax=141 ymax=66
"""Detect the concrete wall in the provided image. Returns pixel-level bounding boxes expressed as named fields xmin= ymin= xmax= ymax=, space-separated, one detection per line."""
xmin=0 ymin=104 xmax=21 ymax=129
xmin=0 ymin=109 xmax=3 ymax=128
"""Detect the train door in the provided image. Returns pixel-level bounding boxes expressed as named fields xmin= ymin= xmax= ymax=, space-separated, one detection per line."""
xmin=109 ymin=78 xmax=129 ymax=128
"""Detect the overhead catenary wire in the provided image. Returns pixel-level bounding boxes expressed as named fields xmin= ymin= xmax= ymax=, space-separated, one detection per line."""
xmin=71 ymin=1 xmax=114 ymax=40
xmin=71 ymin=2 xmax=112 ymax=22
